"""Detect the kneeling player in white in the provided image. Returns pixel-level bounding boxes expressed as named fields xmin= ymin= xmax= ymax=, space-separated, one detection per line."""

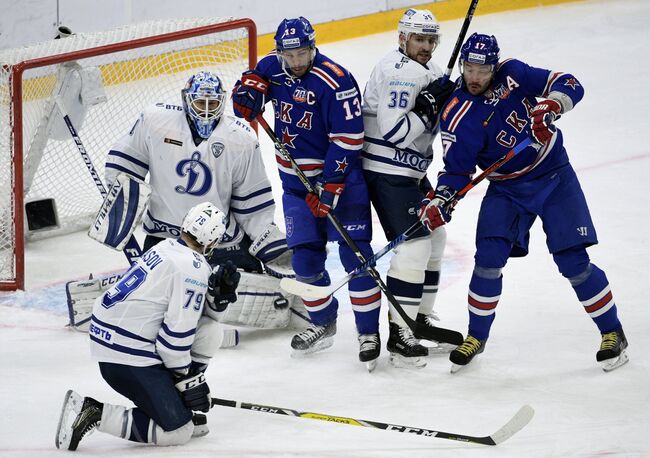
xmin=82 ymin=70 xmax=306 ymax=334
xmin=56 ymin=202 xmax=239 ymax=450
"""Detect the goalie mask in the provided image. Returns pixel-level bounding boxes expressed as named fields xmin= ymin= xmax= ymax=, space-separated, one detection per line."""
xmin=398 ymin=9 xmax=440 ymax=56
xmin=182 ymin=71 xmax=226 ymax=139
xmin=181 ymin=202 xmax=227 ymax=254
xmin=274 ymin=17 xmax=316 ymax=78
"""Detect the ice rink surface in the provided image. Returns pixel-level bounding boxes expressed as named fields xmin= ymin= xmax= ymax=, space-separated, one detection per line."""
xmin=1 ymin=0 xmax=649 ymax=456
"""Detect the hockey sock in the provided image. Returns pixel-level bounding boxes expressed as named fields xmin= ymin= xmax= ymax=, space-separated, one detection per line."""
xmin=386 ymin=275 xmax=422 ymax=327
xmin=298 ymin=271 xmax=338 ymax=326
xmin=418 ymin=269 xmax=440 ymax=316
xmin=467 ymin=267 xmax=501 ymax=340
xmin=348 ymin=273 xmax=381 ymax=334
xmin=569 ymin=264 xmax=621 ymax=333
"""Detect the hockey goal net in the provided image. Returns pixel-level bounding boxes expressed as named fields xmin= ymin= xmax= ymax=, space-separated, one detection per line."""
xmin=0 ymin=17 xmax=256 ymax=290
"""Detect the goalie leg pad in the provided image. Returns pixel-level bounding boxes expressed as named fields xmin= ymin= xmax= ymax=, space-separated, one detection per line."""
xmin=88 ymin=173 xmax=151 ymax=251
xmin=248 ymin=223 xmax=294 ymax=278
xmin=66 ymin=273 xmax=122 ymax=331
xmin=206 ymin=272 xmax=304 ymax=329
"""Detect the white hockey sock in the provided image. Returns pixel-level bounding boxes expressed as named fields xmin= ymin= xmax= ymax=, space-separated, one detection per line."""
xmin=97 ymin=403 xmax=130 ymax=439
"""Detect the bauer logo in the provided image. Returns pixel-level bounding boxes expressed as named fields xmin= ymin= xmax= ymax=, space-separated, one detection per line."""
xmin=211 ymin=142 xmax=225 ymax=158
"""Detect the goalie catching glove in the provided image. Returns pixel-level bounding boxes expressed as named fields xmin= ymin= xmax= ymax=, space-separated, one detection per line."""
xmin=418 ymin=186 xmax=455 ymax=232
xmin=248 ymin=223 xmax=294 ymax=278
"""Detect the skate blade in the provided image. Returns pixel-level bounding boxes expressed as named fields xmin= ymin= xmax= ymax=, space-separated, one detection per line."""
xmin=365 ymin=359 xmax=378 ymax=372
xmin=291 ymin=337 xmax=334 ymax=357
xmin=600 ymin=350 xmax=629 ymax=372
xmin=450 ymin=363 xmax=466 ymax=373
xmin=55 ymin=390 xmax=81 ymax=450
xmin=389 ymin=353 xmax=427 ymax=369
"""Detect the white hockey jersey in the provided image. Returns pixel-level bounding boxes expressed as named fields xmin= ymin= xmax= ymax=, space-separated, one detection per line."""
xmin=105 ymin=104 xmax=276 ymax=246
xmin=89 ymin=238 xmax=211 ymax=371
xmin=362 ymin=49 xmax=444 ymax=179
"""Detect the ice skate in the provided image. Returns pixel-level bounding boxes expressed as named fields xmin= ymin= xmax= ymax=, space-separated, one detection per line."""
xmin=358 ymin=333 xmax=380 ymax=372
xmin=450 ymin=335 xmax=486 ymax=373
xmin=291 ymin=321 xmax=336 ymax=356
xmin=597 ymin=328 xmax=629 ymax=372
xmin=416 ymin=313 xmax=456 ymax=354
xmin=55 ymin=390 xmax=103 ymax=451
xmin=387 ymin=322 xmax=428 ymax=369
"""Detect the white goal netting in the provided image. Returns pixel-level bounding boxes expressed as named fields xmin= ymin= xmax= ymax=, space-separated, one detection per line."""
xmin=0 ymin=17 xmax=255 ymax=289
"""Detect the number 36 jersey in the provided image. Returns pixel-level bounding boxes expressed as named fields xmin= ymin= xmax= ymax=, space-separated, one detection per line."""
xmin=89 ymin=239 xmax=211 ymax=371
xmin=362 ymin=49 xmax=444 ymax=180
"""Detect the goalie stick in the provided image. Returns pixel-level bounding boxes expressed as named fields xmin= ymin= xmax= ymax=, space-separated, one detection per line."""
xmin=281 ymin=137 xmax=533 ymax=302
xmin=257 ymin=115 xmax=462 ymax=345
xmin=55 ymin=98 xmax=142 ymax=264
xmin=211 ymin=397 xmax=534 ymax=446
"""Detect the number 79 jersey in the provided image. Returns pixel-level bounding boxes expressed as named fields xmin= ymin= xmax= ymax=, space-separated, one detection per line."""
xmin=89 ymin=239 xmax=211 ymax=371
xmin=255 ymin=50 xmax=365 ymax=191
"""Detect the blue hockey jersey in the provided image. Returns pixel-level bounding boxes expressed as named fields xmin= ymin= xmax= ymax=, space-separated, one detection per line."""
xmin=255 ymin=50 xmax=365 ymax=192
xmin=437 ymin=59 xmax=584 ymax=192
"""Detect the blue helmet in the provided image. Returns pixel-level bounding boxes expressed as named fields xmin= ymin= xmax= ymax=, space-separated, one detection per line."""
xmin=182 ymin=71 xmax=226 ymax=139
xmin=460 ymin=33 xmax=500 ymax=66
xmin=274 ymin=17 xmax=316 ymax=77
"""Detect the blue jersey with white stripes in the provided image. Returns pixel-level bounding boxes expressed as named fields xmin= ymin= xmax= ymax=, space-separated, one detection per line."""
xmin=89 ymin=239 xmax=211 ymax=371
xmin=255 ymin=50 xmax=365 ymax=193
xmin=436 ymin=59 xmax=584 ymax=192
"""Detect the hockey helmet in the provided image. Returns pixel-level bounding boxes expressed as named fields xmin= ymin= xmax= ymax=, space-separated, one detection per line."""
xmin=398 ymin=9 xmax=440 ymax=51
xmin=274 ymin=17 xmax=316 ymax=77
xmin=182 ymin=71 xmax=226 ymax=139
xmin=181 ymin=202 xmax=227 ymax=251
xmin=460 ymin=33 xmax=500 ymax=66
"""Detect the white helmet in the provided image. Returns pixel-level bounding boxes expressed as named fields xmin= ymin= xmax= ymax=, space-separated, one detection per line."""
xmin=398 ymin=8 xmax=440 ymax=48
xmin=181 ymin=202 xmax=226 ymax=249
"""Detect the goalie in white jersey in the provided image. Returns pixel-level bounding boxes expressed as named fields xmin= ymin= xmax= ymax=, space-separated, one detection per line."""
xmin=56 ymin=202 xmax=240 ymax=450
xmin=86 ymin=70 xmax=307 ymax=336
xmin=104 ymin=70 xmax=291 ymax=277
xmin=362 ymin=9 xmax=456 ymax=368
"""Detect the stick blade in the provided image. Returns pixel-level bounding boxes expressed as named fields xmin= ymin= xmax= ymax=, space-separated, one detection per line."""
xmin=489 ymin=405 xmax=535 ymax=445
xmin=280 ymin=278 xmax=332 ymax=299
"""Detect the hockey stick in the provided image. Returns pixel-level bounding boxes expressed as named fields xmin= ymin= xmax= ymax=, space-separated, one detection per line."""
xmin=444 ymin=0 xmax=480 ymax=78
xmin=280 ymin=137 xmax=533 ymax=300
xmin=211 ymin=397 xmax=534 ymax=446
xmin=55 ymin=98 xmax=142 ymax=264
xmin=257 ymin=115 xmax=462 ymax=345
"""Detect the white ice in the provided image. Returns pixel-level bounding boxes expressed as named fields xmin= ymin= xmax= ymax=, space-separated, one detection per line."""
xmin=1 ymin=0 xmax=649 ymax=456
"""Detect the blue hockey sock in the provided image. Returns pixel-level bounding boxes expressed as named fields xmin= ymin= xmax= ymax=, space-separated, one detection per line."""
xmin=298 ymin=271 xmax=338 ymax=326
xmin=348 ymin=274 xmax=381 ymax=334
xmin=386 ymin=275 xmax=423 ymax=324
xmin=569 ymin=264 xmax=621 ymax=333
xmin=467 ymin=268 xmax=501 ymax=341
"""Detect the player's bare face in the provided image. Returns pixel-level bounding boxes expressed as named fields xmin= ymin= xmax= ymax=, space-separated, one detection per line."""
xmin=462 ymin=62 xmax=493 ymax=95
xmin=405 ymin=34 xmax=438 ymax=65
xmin=280 ymin=47 xmax=313 ymax=77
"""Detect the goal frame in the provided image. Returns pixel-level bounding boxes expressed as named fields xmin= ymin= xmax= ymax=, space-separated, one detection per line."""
xmin=1 ymin=18 xmax=257 ymax=291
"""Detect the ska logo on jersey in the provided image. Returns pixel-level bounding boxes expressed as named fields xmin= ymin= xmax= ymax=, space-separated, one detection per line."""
xmin=282 ymin=127 xmax=298 ymax=148
xmin=335 ymin=156 xmax=349 ymax=173
xmin=211 ymin=142 xmax=225 ymax=158
xmin=564 ymin=78 xmax=580 ymax=90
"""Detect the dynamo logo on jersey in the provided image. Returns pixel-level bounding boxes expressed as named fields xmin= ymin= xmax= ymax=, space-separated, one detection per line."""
xmin=175 ymin=151 xmax=212 ymax=196
xmin=211 ymin=142 xmax=225 ymax=158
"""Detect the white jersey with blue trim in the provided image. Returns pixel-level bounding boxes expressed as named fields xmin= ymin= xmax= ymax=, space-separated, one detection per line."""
xmin=105 ymin=104 xmax=276 ymax=246
xmin=89 ymin=239 xmax=211 ymax=371
xmin=362 ymin=49 xmax=443 ymax=179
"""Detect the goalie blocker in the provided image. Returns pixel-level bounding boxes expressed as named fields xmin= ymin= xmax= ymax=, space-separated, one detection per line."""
xmin=67 ymin=270 xmax=309 ymax=335
xmin=88 ymin=172 xmax=151 ymax=251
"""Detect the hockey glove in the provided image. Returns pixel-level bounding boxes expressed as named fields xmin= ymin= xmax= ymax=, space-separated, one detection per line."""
xmin=418 ymin=186 xmax=455 ymax=232
xmin=174 ymin=371 xmax=211 ymax=413
xmin=413 ymin=77 xmax=456 ymax=126
xmin=232 ymin=70 xmax=269 ymax=122
xmin=305 ymin=179 xmax=346 ymax=218
xmin=530 ymin=99 xmax=562 ymax=145
xmin=206 ymin=260 xmax=241 ymax=313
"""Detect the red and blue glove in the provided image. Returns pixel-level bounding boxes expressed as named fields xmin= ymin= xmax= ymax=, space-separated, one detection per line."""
xmin=232 ymin=70 xmax=269 ymax=122
xmin=530 ymin=99 xmax=562 ymax=145
xmin=418 ymin=186 xmax=455 ymax=232
xmin=305 ymin=179 xmax=346 ymax=218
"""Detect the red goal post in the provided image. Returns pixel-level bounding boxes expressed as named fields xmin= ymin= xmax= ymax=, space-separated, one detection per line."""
xmin=0 ymin=18 xmax=257 ymax=291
